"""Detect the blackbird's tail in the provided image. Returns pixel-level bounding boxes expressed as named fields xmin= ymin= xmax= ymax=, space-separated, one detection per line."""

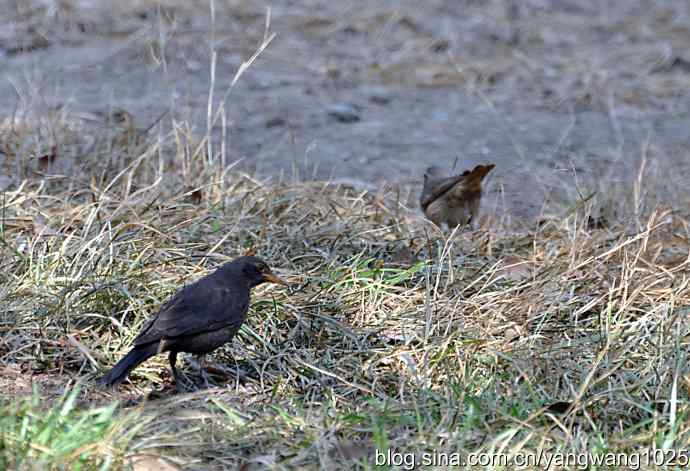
xmin=98 ymin=343 xmax=158 ymax=388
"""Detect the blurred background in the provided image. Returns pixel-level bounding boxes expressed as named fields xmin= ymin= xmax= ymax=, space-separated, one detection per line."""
xmin=1 ymin=0 xmax=689 ymax=225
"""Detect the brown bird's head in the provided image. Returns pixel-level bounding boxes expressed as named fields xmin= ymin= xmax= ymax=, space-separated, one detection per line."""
xmin=232 ymin=256 xmax=288 ymax=288
xmin=461 ymin=163 xmax=495 ymax=192
xmin=107 ymin=108 xmax=135 ymax=130
xmin=420 ymin=163 xmax=495 ymax=210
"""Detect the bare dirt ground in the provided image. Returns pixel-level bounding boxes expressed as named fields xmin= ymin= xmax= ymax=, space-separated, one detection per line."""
xmin=2 ymin=0 xmax=690 ymax=226
xmin=2 ymin=2 xmax=690 ymax=468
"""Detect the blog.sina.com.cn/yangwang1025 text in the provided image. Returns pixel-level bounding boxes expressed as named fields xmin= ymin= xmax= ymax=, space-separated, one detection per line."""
xmin=374 ymin=448 xmax=690 ymax=469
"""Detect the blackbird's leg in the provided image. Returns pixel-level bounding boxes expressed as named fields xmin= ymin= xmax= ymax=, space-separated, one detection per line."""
xmin=169 ymin=351 xmax=189 ymax=393
xmin=168 ymin=351 xmax=178 ymax=378
xmin=197 ymin=354 xmax=214 ymax=388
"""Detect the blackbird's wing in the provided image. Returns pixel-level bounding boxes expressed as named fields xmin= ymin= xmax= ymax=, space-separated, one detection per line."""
xmin=134 ymin=277 xmax=249 ymax=346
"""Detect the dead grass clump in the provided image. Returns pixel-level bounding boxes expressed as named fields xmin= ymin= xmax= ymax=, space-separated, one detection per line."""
xmin=0 ymin=110 xmax=689 ymax=469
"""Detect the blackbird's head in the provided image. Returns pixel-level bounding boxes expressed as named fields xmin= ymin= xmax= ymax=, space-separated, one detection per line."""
xmin=235 ymin=256 xmax=288 ymax=288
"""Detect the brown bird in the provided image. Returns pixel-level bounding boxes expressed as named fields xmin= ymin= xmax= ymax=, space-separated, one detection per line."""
xmin=104 ymin=108 xmax=169 ymax=149
xmin=420 ymin=163 xmax=495 ymax=228
xmin=102 ymin=108 xmax=144 ymax=149
xmin=98 ymin=256 xmax=287 ymax=391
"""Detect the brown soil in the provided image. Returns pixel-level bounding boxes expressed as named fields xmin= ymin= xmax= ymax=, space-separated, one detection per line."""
xmin=1 ymin=0 xmax=689 ymax=224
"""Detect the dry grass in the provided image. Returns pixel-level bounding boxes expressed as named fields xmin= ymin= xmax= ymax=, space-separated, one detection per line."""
xmin=2 ymin=1 xmax=690 ymax=469
xmin=0 ymin=104 xmax=689 ymax=470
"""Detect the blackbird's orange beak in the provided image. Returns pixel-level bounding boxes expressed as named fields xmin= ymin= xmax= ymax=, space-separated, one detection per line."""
xmin=263 ymin=271 xmax=289 ymax=286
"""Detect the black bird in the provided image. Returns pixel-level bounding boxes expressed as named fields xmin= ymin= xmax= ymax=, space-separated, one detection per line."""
xmin=98 ymin=256 xmax=287 ymax=391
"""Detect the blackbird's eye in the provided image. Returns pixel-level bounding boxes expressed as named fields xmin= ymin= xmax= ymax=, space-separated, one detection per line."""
xmin=256 ymin=263 xmax=268 ymax=273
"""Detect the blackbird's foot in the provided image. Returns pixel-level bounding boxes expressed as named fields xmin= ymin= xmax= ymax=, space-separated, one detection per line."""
xmin=172 ymin=368 xmax=196 ymax=393
xmin=199 ymin=368 xmax=218 ymax=389
xmin=174 ymin=375 xmax=196 ymax=393
xmin=169 ymin=351 xmax=191 ymax=393
xmin=234 ymin=369 xmax=249 ymax=387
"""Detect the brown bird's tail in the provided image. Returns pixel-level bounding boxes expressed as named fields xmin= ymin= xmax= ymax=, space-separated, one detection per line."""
xmin=98 ymin=343 xmax=158 ymax=388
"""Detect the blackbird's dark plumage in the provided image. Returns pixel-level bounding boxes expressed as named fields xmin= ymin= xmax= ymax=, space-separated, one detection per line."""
xmin=98 ymin=256 xmax=287 ymax=390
